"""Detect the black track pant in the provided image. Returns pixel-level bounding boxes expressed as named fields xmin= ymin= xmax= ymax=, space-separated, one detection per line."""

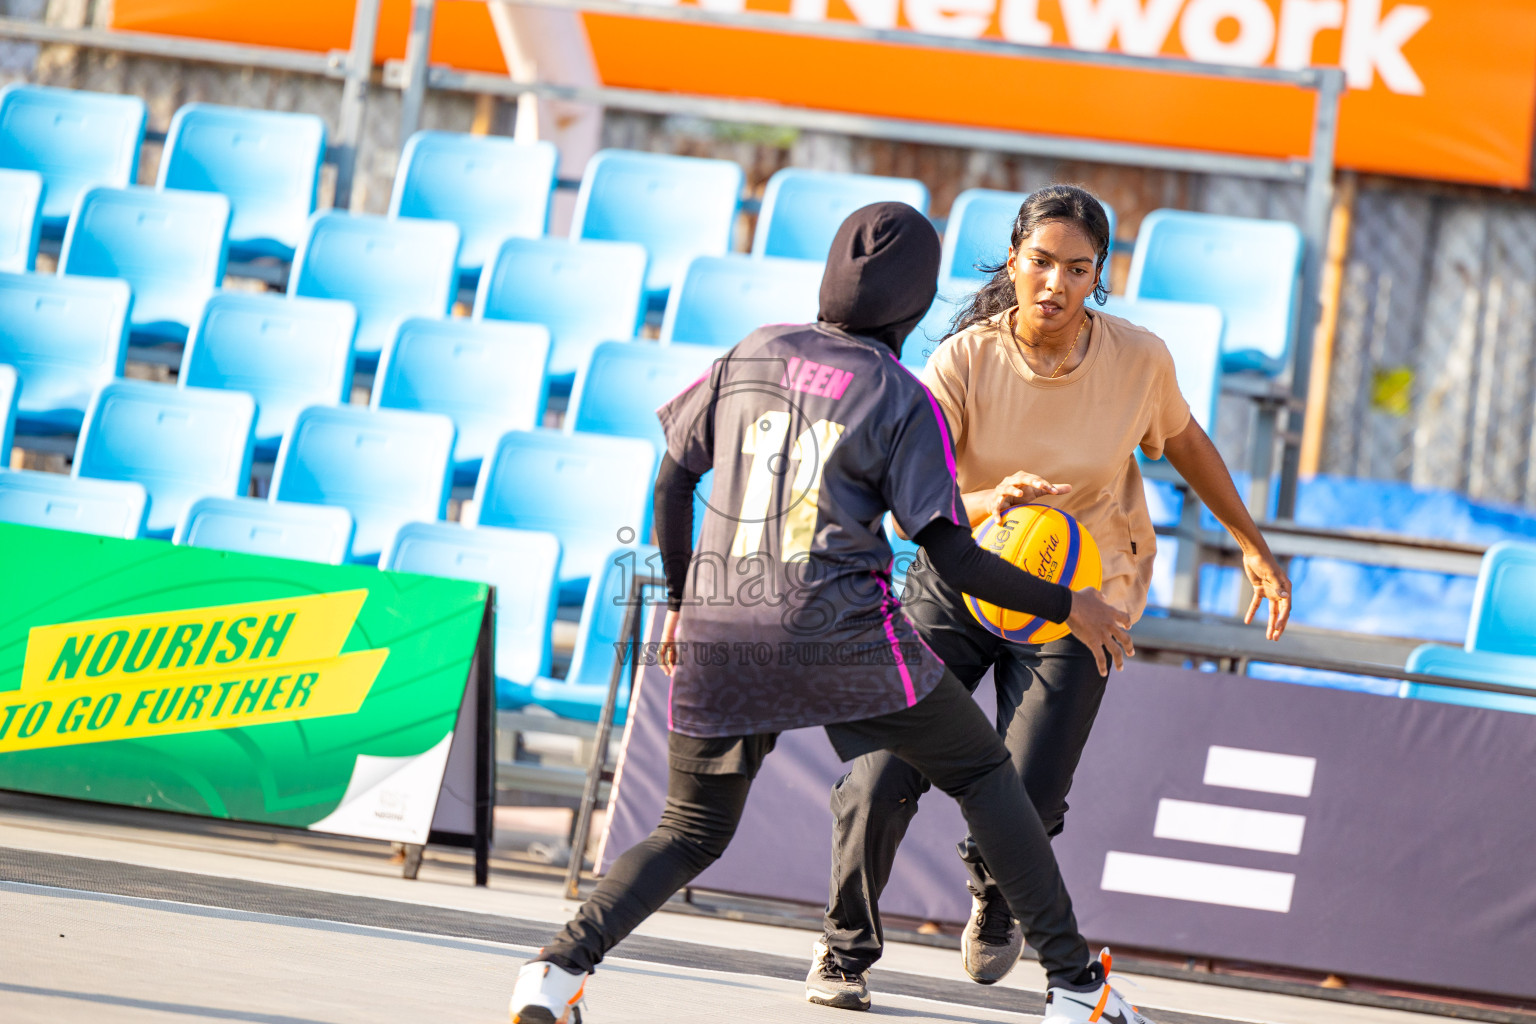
xmin=821 ymin=557 xmax=1109 ymax=973
xmin=540 ymin=670 xmax=1093 ymax=988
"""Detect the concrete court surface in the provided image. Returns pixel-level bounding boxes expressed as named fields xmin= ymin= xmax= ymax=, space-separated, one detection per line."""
xmin=0 ymin=798 xmax=1483 ymax=1024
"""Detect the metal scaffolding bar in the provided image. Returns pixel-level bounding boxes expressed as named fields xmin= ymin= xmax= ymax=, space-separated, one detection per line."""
xmin=0 ymin=17 xmax=344 ymax=76
xmin=398 ymin=0 xmax=439 ymax=142
xmin=332 ymin=0 xmax=384 ymax=210
xmin=1278 ymin=68 xmax=1346 ymax=518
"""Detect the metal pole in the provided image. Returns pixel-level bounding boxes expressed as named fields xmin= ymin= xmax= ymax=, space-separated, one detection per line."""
xmin=563 ymin=575 xmax=658 ymax=899
xmin=1276 ymin=67 xmax=1345 ymax=519
xmin=333 ymin=0 xmax=384 ymax=211
xmin=399 ymin=0 xmax=438 ymax=143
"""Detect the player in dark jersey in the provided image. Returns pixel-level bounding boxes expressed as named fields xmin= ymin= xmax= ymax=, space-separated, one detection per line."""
xmin=510 ymin=203 xmax=1156 ymax=1024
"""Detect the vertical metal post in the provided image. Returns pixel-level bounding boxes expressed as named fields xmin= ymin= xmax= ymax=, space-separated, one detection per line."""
xmin=333 ymin=0 xmax=384 ymax=212
xmin=563 ymin=577 xmax=655 ymax=900
xmin=1276 ymin=67 xmax=1345 ymax=519
xmin=399 ymin=0 xmax=438 ymax=144
xmin=474 ymin=595 xmax=497 ymax=887
xmin=1170 ymin=487 xmax=1204 ymax=611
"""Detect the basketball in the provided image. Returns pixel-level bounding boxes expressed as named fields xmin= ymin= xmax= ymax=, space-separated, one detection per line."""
xmin=965 ymin=504 xmax=1102 ymax=644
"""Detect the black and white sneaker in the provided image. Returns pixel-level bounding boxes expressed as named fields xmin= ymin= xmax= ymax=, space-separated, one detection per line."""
xmin=960 ymin=882 xmax=1023 ymax=984
xmin=509 ymin=959 xmax=586 ymax=1023
xmin=1043 ymin=948 xmax=1156 ymax=1023
xmin=804 ymin=939 xmax=871 ymax=1011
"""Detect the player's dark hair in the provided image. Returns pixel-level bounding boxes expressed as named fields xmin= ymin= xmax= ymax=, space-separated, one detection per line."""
xmin=949 ymin=184 xmax=1111 ymax=336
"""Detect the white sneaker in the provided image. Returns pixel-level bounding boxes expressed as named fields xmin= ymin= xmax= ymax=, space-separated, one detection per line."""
xmin=804 ymin=938 xmax=871 ymax=1011
xmin=509 ymin=959 xmax=587 ymax=1024
xmin=1042 ymin=949 xmax=1155 ymax=1024
xmin=960 ymin=882 xmax=1022 ymax=984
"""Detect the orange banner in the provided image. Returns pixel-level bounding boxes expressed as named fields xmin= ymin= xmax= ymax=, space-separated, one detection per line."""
xmin=113 ymin=0 xmax=1536 ymax=187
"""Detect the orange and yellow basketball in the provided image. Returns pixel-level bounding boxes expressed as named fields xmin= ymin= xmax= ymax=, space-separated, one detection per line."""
xmin=965 ymin=504 xmax=1102 ymax=644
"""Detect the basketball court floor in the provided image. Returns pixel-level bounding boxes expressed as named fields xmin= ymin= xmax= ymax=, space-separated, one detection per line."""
xmin=0 ymin=797 xmax=1483 ymax=1024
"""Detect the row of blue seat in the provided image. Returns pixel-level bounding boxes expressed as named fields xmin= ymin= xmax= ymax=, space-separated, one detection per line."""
xmin=1398 ymin=542 xmax=1536 ymax=713
xmin=12 ymin=376 xmax=654 ymax=594
xmin=0 ymin=85 xmax=944 ymax=290
xmin=2 ymin=81 xmax=1304 ymax=374
xmin=0 ymin=270 xmax=716 ymax=457
xmin=0 ymin=465 xmax=648 ymax=720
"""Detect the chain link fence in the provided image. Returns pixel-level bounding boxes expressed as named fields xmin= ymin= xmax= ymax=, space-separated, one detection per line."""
xmin=1321 ymin=181 xmax=1536 ymax=507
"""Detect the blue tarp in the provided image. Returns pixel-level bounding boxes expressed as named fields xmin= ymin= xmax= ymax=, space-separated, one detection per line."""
xmin=1144 ymin=475 xmax=1536 ymax=695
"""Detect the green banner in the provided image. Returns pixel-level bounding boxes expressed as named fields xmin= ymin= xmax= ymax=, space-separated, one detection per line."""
xmin=0 ymin=523 xmax=488 ymax=843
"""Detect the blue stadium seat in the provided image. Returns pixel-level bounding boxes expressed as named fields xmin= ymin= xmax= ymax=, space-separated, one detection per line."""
xmin=940 ymin=188 xmax=1116 ymax=285
xmin=289 ymin=211 xmax=460 ymax=367
xmin=272 ymin=404 xmax=455 ymax=564
xmin=73 ymin=380 xmax=255 ymax=539
xmin=753 ymin=168 xmax=929 ymax=263
xmin=1466 ymin=541 xmax=1536 ymax=657
xmin=530 ymin=545 xmax=663 ymax=722
xmin=0 ymin=468 xmax=147 ymax=538
xmin=175 ymin=496 xmax=355 ymax=565
xmin=571 ymin=149 xmax=743 ymax=304
xmin=474 ymin=236 xmax=646 ymax=383
xmin=1126 ymin=209 xmax=1303 ymax=376
xmin=59 ymin=186 xmax=230 ymax=343
xmin=904 ymin=286 xmax=967 ymax=370
xmin=660 ymin=254 xmax=822 ymax=347
xmin=1404 ymin=644 xmax=1536 ymax=715
xmin=473 ymin=429 xmax=656 ymax=602
xmin=390 ymin=131 xmax=557 ymax=284
xmin=384 ymin=521 xmax=561 ymax=709
xmin=0 ymin=168 xmax=42 ymax=272
xmin=0 ymin=84 xmax=145 ymax=235
xmin=157 ymin=103 xmax=326 ymax=262
xmin=1099 ymin=296 xmax=1224 ymax=436
xmin=373 ymin=316 xmax=550 ymax=484
xmin=0 ymin=363 xmax=15 ymax=462
xmin=0 ymin=272 xmax=129 ymax=434
xmin=179 ymin=291 xmax=357 ymax=458
xmin=568 ymin=341 xmax=719 ymax=457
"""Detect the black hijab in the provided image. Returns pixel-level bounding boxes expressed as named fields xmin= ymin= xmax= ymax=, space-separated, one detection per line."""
xmin=817 ymin=201 xmax=940 ymax=357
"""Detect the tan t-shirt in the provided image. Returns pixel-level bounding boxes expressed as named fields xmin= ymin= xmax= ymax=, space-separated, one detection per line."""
xmin=921 ymin=308 xmax=1191 ymax=622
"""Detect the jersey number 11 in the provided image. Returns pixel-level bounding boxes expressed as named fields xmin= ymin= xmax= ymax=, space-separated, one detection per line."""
xmin=730 ymin=410 xmax=845 ymax=561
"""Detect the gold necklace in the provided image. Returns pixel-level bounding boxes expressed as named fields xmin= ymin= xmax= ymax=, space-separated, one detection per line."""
xmin=1012 ymin=309 xmax=1090 ymax=378
xmin=1050 ymin=313 xmax=1090 ymax=378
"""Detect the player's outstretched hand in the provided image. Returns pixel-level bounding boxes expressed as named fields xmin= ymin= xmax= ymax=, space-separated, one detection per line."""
xmin=659 ymin=609 xmax=681 ymax=677
xmin=1066 ymin=587 xmax=1133 ymax=676
xmin=1242 ymin=549 xmax=1292 ymax=641
xmin=990 ymin=471 xmax=1072 ymax=522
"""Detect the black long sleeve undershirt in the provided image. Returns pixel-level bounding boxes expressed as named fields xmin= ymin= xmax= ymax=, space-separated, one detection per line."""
xmin=654 ymin=453 xmax=701 ymax=612
xmin=912 ymin=518 xmax=1073 ymax=624
xmin=653 ymin=453 xmax=1071 ymax=624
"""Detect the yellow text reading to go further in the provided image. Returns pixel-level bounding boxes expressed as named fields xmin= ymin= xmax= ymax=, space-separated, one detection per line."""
xmin=4 ymin=590 xmax=388 ymax=754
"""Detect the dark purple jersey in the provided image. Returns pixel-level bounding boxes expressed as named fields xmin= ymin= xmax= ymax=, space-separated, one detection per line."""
xmin=656 ymin=323 xmax=964 ymax=737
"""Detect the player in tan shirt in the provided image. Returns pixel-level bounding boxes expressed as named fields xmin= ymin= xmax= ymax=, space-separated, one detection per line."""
xmin=808 ymin=185 xmax=1291 ymax=1012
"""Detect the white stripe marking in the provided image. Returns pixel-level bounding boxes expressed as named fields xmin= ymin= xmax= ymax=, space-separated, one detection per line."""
xmin=1101 ymin=851 xmax=1296 ymax=912
xmin=1203 ymin=745 xmax=1316 ymax=797
xmin=1153 ymin=799 xmax=1306 ymax=855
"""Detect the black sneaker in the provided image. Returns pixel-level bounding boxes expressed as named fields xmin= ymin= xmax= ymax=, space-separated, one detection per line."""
xmin=960 ymin=882 xmax=1023 ymax=984
xmin=804 ymin=939 xmax=871 ymax=1011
